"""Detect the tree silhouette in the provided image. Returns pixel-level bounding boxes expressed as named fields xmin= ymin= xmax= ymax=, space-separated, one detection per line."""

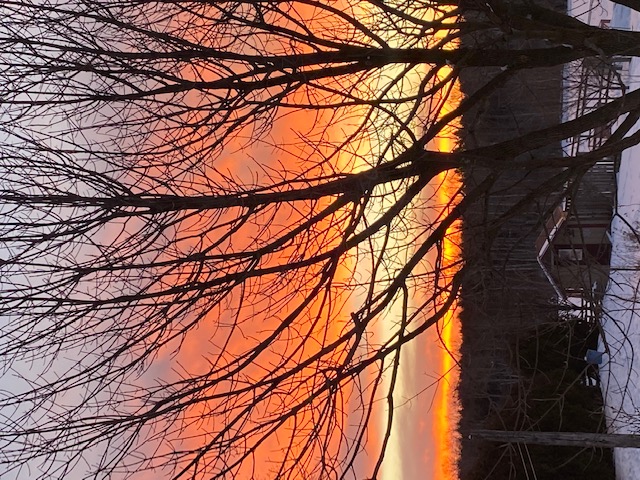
xmin=0 ymin=1 xmax=638 ymax=478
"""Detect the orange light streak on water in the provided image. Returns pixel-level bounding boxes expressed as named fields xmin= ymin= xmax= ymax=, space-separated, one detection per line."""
xmin=432 ymin=133 xmax=462 ymax=480
xmin=362 ymin=35 xmax=462 ymax=480
xmin=428 ymin=9 xmax=462 ymax=475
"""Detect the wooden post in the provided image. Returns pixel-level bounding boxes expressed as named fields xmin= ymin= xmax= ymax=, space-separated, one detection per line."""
xmin=468 ymin=429 xmax=640 ymax=448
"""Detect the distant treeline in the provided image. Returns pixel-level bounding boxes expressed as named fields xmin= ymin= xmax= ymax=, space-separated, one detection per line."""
xmin=456 ymin=0 xmax=615 ymax=478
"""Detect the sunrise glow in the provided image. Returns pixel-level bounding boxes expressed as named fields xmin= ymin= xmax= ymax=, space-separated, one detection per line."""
xmin=433 ymin=137 xmax=462 ymax=480
xmin=148 ymin=3 xmax=462 ymax=478
xmin=347 ymin=3 xmax=462 ymax=478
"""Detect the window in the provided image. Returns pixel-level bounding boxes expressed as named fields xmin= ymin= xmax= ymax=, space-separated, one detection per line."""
xmin=557 ymin=248 xmax=583 ymax=263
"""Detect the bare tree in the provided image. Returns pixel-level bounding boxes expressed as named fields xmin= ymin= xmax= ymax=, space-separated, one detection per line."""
xmin=0 ymin=1 xmax=639 ymax=478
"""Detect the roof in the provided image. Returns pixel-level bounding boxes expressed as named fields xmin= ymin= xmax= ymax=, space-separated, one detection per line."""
xmin=536 ymin=205 xmax=569 ymax=300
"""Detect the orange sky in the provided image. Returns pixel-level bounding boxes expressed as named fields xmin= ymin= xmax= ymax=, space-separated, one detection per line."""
xmin=133 ymin=3 xmax=463 ymax=479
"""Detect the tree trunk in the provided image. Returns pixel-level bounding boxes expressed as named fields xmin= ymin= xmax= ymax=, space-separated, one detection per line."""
xmin=469 ymin=429 xmax=640 ymax=448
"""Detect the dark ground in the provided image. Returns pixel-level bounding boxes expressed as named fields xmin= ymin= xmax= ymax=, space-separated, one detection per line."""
xmin=456 ymin=0 xmax=615 ymax=477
